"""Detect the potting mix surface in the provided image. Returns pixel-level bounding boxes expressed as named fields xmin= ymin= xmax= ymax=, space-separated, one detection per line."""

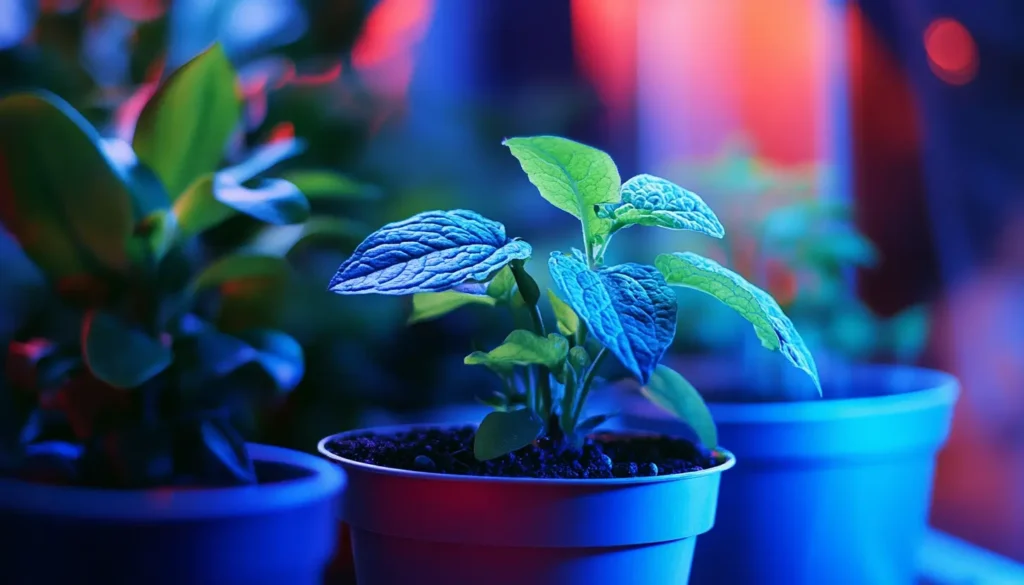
xmin=324 ymin=425 xmax=721 ymax=479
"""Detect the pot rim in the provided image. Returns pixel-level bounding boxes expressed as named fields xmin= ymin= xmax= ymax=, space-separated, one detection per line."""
xmin=703 ymin=364 xmax=960 ymax=423
xmin=318 ymin=424 xmax=736 ymax=486
xmin=0 ymin=443 xmax=344 ymax=521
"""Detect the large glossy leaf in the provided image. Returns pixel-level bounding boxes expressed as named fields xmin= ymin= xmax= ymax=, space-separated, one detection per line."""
xmin=133 ymin=43 xmax=242 ymax=199
xmin=655 ymin=252 xmax=820 ymax=392
xmin=642 ymin=364 xmax=717 ymax=448
xmin=191 ymin=254 xmax=290 ymax=291
xmin=243 ymin=217 xmax=369 ymax=257
xmin=409 ymin=291 xmax=497 ymax=324
xmin=503 ymin=136 xmax=620 ymax=259
xmin=82 ymin=310 xmax=172 ymax=389
xmin=598 ymin=174 xmax=724 ymax=237
xmin=328 ymin=209 xmax=532 ymax=295
xmin=473 ymin=408 xmax=545 ymax=461
xmin=0 ymin=92 xmax=136 ymax=279
xmin=173 ymin=174 xmax=309 ymax=236
xmin=465 ymin=330 xmax=569 ymax=372
xmin=280 ymin=169 xmax=378 ymax=200
xmin=549 ymin=251 xmax=676 ymax=384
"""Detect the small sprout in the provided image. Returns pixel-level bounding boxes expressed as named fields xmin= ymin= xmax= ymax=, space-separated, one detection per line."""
xmin=327 ymin=135 xmax=818 ymax=463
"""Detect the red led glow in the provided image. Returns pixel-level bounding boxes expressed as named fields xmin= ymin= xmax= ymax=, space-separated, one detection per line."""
xmin=924 ymin=18 xmax=978 ymax=85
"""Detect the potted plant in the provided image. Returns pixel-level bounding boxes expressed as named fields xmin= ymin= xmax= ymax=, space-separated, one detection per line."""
xmin=319 ymin=135 xmax=820 ymax=585
xmin=0 ymin=44 xmax=344 ymax=584
xmin=611 ymin=155 xmax=957 ymax=585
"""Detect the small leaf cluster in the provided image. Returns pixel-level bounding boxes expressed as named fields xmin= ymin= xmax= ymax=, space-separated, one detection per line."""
xmin=328 ymin=136 xmax=821 ymax=462
xmin=0 ymin=43 xmax=351 ymax=488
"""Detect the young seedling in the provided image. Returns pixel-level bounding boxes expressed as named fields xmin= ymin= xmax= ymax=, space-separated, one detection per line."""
xmin=328 ymin=136 xmax=820 ymax=461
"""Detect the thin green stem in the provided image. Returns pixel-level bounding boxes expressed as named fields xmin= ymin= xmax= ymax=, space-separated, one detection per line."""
xmin=569 ymin=346 xmax=609 ymax=430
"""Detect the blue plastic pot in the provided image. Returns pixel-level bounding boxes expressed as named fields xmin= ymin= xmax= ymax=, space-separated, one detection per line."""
xmin=318 ymin=425 xmax=735 ymax=585
xmin=615 ymin=359 xmax=959 ymax=585
xmin=0 ymin=443 xmax=344 ymax=585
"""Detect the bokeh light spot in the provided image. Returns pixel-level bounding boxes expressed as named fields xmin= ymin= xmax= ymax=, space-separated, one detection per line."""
xmin=924 ymin=18 xmax=978 ymax=85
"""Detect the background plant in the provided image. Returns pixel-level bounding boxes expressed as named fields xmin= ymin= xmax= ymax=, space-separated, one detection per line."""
xmin=0 ymin=43 xmax=358 ymax=487
xmin=328 ymin=136 xmax=821 ymax=460
xmin=658 ymin=142 xmax=929 ymax=393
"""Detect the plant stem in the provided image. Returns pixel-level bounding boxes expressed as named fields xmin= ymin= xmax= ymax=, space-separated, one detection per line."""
xmin=509 ymin=261 xmax=551 ymax=422
xmin=570 ymin=346 xmax=608 ymax=430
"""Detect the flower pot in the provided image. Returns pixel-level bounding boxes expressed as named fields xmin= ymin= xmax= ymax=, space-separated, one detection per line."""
xmin=612 ymin=359 xmax=959 ymax=585
xmin=0 ymin=443 xmax=345 ymax=585
xmin=318 ymin=425 xmax=735 ymax=585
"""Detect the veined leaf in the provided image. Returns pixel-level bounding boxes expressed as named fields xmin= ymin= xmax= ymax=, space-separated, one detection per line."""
xmin=598 ymin=174 xmax=724 ymax=238
xmin=409 ymin=291 xmax=497 ymax=324
xmin=549 ymin=251 xmax=676 ymax=384
xmin=133 ymin=43 xmax=242 ymax=199
xmin=465 ymin=330 xmax=569 ymax=372
xmin=503 ymin=136 xmax=620 ymax=260
xmin=547 ymin=289 xmax=580 ymax=336
xmin=642 ymin=364 xmax=717 ymax=448
xmin=655 ymin=252 xmax=820 ymax=392
xmin=473 ymin=408 xmax=545 ymax=461
xmin=82 ymin=310 xmax=172 ymax=389
xmin=327 ymin=209 xmax=532 ymax=295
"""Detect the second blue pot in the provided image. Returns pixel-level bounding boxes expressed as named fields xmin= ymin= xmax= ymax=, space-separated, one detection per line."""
xmin=615 ymin=360 xmax=959 ymax=585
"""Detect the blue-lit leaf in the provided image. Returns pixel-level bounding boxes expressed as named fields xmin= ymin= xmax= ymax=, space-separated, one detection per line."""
xmin=576 ymin=413 xmax=616 ymax=436
xmin=219 ymin=138 xmax=307 ymax=184
xmin=173 ymin=174 xmax=310 ymax=236
xmin=549 ymin=251 xmax=677 ymax=384
xmin=328 ymin=209 xmax=532 ymax=295
xmin=642 ymin=365 xmax=717 ymax=448
xmin=598 ymin=174 xmax=725 ymax=238
xmin=237 ymin=329 xmax=304 ymax=393
xmin=655 ymin=252 xmax=820 ymax=393
xmin=473 ymin=408 xmax=545 ymax=461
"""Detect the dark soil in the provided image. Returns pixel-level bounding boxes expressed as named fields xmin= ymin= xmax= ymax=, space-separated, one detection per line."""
xmin=324 ymin=424 xmax=722 ymax=480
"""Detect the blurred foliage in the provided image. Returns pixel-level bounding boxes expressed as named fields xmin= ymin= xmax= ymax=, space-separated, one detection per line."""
xmin=0 ymin=44 xmax=375 ymax=487
xmin=657 ymin=140 xmax=930 ymax=371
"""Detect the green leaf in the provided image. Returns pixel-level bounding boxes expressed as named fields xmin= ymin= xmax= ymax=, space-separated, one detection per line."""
xmin=135 ymin=209 xmax=177 ymax=263
xmin=656 ymin=252 xmax=820 ymax=393
xmin=172 ymin=176 xmax=234 ymax=235
xmin=408 ymin=291 xmax=497 ymax=324
xmin=547 ymin=289 xmax=580 ymax=336
xmin=503 ymin=136 xmax=620 ymax=260
xmin=82 ymin=310 xmax=172 ymax=389
xmin=486 ymin=266 xmax=517 ymax=303
xmin=133 ymin=43 xmax=242 ymax=199
xmin=0 ymin=92 xmax=136 ymax=279
xmin=280 ymin=170 xmax=379 ymax=200
xmin=191 ymin=254 xmax=290 ymax=292
xmin=173 ymin=174 xmax=310 ymax=237
xmin=598 ymin=174 xmax=724 ymax=238
xmin=568 ymin=345 xmax=591 ymax=374
xmin=641 ymin=365 xmax=717 ymax=448
xmin=243 ymin=217 xmax=370 ymax=257
xmin=465 ymin=330 xmax=569 ymax=372
xmin=473 ymin=408 xmax=545 ymax=461
xmin=99 ymin=137 xmax=172 ymax=220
